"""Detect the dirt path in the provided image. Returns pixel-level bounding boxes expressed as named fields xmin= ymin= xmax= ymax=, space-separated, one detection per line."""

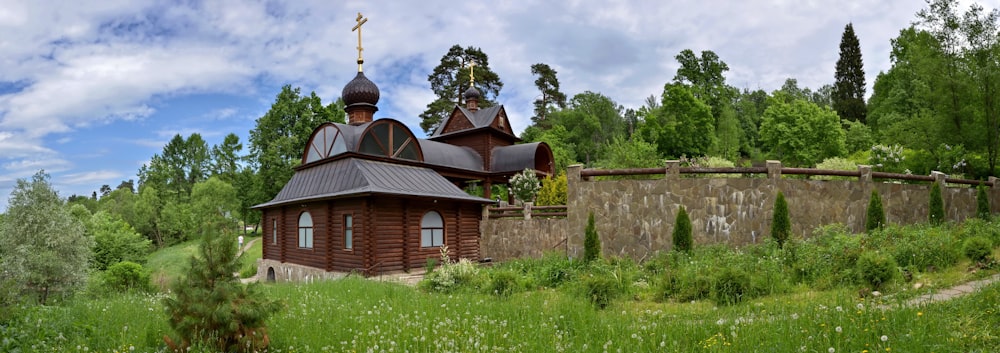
xmin=237 ymin=237 xmax=259 ymax=257
xmin=901 ymin=273 xmax=1000 ymax=307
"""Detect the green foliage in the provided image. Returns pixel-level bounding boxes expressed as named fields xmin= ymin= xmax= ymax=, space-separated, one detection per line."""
xmin=833 ymin=23 xmax=868 ymax=123
xmin=0 ymin=171 xmax=92 ymax=304
xmin=487 ymin=270 xmax=520 ymax=298
xmin=771 ymin=192 xmax=791 ymax=248
xmin=639 ymin=83 xmax=716 ymax=158
xmin=866 ymin=190 xmax=886 ymax=232
xmin=550 ymin=92 xmax=626 ymax=164
xmin=856 ymin=251 xmax=897 ymax=290
xmin=583 ymin=212 xmax=601 ymax=263
xmin=594 ymin=135 xmax=662 ymax=170
xmin=930 ymin=182 xmax=945 ymax=225
xmin=760 ymin=96 xmax=846 ymax=166
xmin=420 ymin=258 xmax=481 ymax=294
xmin=509 ymin=168 xmax=541 ymax=203
xmin=869 ymin=144 xmax=906 ymax=173
xmin=190 ymin=177 xmax=239 ymax=238
xmin=104 ymin=261 xmax=150 ymax=292
xmin=843 ymin=119 xmax=874 ymax=153
xmin=536 ymin=173 xmax=567 ymax=206
xmin=977 ymin=185 xmax=991 ymax=220
xmin=672 ymin=206 xmax=693 ymax=252
xmin=712 ymin=267 xmax=750 ymax=305
xmin=881 ymin=226 xmax=959 ymax=272
xmin=580 ymin=273 xmax=619 ymax=309
xmin=88 ymin=211 xmax=152 ymax=271
xmin=963 ymin=236 xmax=993 ymax=263
xmin=163 ymin=231 xmax=283 ymax=352
xmin=815 ymin=157 xmax=858 ymax=180
xmin=420 ymin=45 xmax=504 ymax=134
xmin=521 ymin=125 xmax=578 ymax=172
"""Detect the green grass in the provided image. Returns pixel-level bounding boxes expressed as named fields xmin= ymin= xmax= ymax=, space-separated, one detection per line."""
xmin=144 ymin=240 xmax=199 ymax=290
xmin=239 ymin=236 xmax=262 ymax=278
xmin=3 ymin=278 xmax=998 ymax=352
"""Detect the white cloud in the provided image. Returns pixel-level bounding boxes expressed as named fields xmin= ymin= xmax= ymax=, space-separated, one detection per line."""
xmin=59 ymin=170 xmax=124 ymax=186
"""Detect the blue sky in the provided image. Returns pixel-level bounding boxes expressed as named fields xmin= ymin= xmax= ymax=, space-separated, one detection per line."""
xmin=0 ymin=0 xmax=992 ymax=210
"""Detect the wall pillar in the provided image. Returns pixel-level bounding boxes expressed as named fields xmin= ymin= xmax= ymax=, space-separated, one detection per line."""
xmin=566 ymin=164 xmax=584 ymax=259
xmin=766 ymin=160 xmax=782 ymax=180
xmin=858 ymin=165 xmax=873 ymax=183
xmin=931 ymin=171 xmax=947 ymax=186
xmin=666 ymin=160 xmax=680 ymax=180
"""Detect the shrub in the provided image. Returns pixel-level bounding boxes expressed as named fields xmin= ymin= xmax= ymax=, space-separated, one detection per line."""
xmin=712 ymin=267 xmax=751 ymax=305
xmin=888 ymin=226 xmax=959 ymax=272
xmin=771 ymin=192 xmax=791 ymax=248
xmin=536 ymin=173 xmax=568 ymax=206
xmin=929 ymin=182 xmax=945 ymax=225
xmin=487 ymin=270 xmax=519 ymax=298
xmin=856 ymin=251 xmax=897 ymax=290
xmin=581 ymin=273 xmax=619 ymax=309
xmin=960 ymin=218 xmax=1000 ymax=247
xmin=104 ymin=261 xmax=150 ymax=292
xmin=421 ymin=258 xmax=481 ymax=293
xmin=672 ymin=206 xmax=693 ymax=252
xmin=866 ymin=190 xmax=885 ymax=232
xmin=510 ymin=168 xmax=541 ymax=203
xmin=977 ymin=185 xmax=991 ymax=220
xmin=815 ymin=157 xmax=858 ymax=180
xmin=963 ymin=236 xmax=993 ymax=263
xmin=584 ymin=212 xmax=601 ymax=263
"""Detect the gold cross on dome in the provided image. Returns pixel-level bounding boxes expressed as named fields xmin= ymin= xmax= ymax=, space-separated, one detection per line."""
xmin=467 ymin=60 xmax=477 ymax=84
xmin=352 ymin=12 xmax=368 ymax=72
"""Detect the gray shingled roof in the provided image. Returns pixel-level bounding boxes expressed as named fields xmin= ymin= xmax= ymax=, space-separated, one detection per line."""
xmin=431 ymin=105 xmax=503 ymax=137
xmin=253 ymin=158 xmax=491 ymax=208
xmin=491 ymin=142 xmax=545 ymax=173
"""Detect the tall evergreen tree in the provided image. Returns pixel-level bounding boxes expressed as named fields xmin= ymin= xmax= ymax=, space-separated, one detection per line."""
xmin=419 ymin=45 xmax=503 ymax=134
xmin=530 ymin=63 xmax=567 ymax=125
xmin=833 ymin=23 xmax=868 ymax=123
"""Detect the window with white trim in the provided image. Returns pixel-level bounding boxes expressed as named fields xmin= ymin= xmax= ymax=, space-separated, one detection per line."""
xmin=271 ymin=219 xmax=277 ymax=244
xmin=420 ymin=211 xmax=444 ymax=247
xmin=298 ymin=212 xmax=313 ymax=249
xmin=344 ymin=214 xmax=353 ymax=249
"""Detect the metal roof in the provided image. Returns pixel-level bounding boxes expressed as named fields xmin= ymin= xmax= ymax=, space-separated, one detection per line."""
xmin=417 ymin=139 xmax=484 ymax=171
xmin=490 ymin=142 xmax=547 ymax=173
xmin=254 ymin=158 xmax=492 ymax=208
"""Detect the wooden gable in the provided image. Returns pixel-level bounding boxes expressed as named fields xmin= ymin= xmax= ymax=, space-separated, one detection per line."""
xmin=441 ymin=108 xmax=474 ymax=135
xmin=491 ymin=107 xmax=514 ymax=136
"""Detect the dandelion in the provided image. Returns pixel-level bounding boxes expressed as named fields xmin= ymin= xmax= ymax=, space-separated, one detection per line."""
xmin=917 ymin=312 xmax=923 ymax=317
xmin=835 ymin=326 xmax=842 ymax=333
xmin=881 ymin=335 xmax=888 ymax=342
xmin=857 ymin=303 xmax=864 ymax=310
xmin=829 ymin=347 xmax=836 ymax=353
xmin=791 ymin=313 xmax=799 ymax=320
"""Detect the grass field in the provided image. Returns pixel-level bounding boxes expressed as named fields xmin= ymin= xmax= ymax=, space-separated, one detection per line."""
xmin=3 ymin=277 xmax=998 ymax=352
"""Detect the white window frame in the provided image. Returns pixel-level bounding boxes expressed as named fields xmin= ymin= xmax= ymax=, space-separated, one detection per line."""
xmin=298 ymin=212 xmax=313 ymax=249
xmin=344 ymin=214 xmax=353 ymax=250
xmin=420 ymin=211 xmax=444 ymax=248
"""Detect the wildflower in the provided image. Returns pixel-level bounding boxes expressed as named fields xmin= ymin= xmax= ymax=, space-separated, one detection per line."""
xmin=917 ymin=312 xmax=923 ymax=317
xmin=835 ymin=326 xmax=842 ymax=333
xmin=791 ymin=313 xmax=799 ymax=320
xmin=881 ymin=335 xmax=888 ymax=342
xmin=857 ymin=303 xmax=864 ymax=310
xmin=829 ymin=347 xmax=836 ymax=353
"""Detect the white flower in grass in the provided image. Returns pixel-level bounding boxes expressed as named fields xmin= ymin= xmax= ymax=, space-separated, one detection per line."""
xmin=829 ymin=348 xmax=836 ymax=353
xmin=881 ymin=335 xmax=888 ymax=342
xmin=835 ymin=326 xmax=842 ymax=333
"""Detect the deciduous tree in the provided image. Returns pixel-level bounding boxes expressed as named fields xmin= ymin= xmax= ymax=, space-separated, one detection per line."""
xmin=0 ymin=171 xmax=92 ymax=304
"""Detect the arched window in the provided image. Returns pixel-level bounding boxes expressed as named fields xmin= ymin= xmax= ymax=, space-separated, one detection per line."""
xmin=358 ymin=120 xmax=423 ymax=161
xmin=298 ymin=212 xmax=313 ymax=249
xmin=303 ymin=124 xmax=347 ymax=164
xmin=420 ymin=211 xmax=444 ymax=248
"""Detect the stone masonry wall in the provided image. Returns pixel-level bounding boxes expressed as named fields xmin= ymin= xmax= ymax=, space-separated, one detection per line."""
xmin=481 ymin=162 xmax=1000 ymax=262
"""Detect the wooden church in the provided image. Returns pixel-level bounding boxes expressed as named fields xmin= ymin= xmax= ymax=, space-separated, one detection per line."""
xmin=255 ymin=14 xmax=553 ymax=281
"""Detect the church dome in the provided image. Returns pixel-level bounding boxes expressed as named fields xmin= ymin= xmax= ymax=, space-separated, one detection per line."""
xmin=342 ymin=71 xmax=380 ymax=107
xmin=462 ymin=85 xmax=481 ymax=101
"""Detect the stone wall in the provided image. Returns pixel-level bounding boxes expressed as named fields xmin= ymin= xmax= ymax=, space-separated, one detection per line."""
xmin=481 ymin=161 xmax=999 ymax=262
xmin=480 ymin=217 xmax=569 ymax=261
xmin=257 ymin=258 xmax=347 ymax=283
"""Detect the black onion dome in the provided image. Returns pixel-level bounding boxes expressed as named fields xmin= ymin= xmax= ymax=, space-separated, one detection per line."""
xmin=342 ymin=72 xmax=380 ymax=107
xmin=463 ymin=85 xmax=481 ymax=101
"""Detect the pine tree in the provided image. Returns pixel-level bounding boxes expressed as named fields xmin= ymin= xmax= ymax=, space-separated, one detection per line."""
xmin=929 ymin=182 xmax=945 ymax=225
xmin=163 ymin=230 xmax=282 ymax=352
xmin=833 ymin=23 xmax=867 ymax=123
xmin=672 ymin=206 xmax=693 ymax=252
xmin=771 ymin=191 xmax=791 ymax=248
xmin=583 ymin=211 xmax=601 ymax=263
xmin=865 ymin=190 xmax=886 ymax=232
xmin=977 ymin=184 xmax=991 ymax=220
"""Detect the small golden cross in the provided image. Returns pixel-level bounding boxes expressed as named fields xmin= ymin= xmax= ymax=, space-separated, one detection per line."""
xmin=352 ymin=12 xmax=368 ymax=72
xmin=467 ymin=60 xmax=477 ymax=84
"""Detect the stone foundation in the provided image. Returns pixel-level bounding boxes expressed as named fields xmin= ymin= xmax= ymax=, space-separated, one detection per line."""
xmin=257 ymin=259 xmax=347 ymax=283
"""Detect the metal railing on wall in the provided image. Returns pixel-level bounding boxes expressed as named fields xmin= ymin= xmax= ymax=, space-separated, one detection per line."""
xmin=486 ymin=204 xmax=567 ymax=220
xmin=578 ymin=160 xmax=996 ymax=188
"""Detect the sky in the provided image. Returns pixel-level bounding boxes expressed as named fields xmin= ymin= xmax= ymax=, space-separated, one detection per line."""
xmin=0 ymin=0 xmax=995 ymax=211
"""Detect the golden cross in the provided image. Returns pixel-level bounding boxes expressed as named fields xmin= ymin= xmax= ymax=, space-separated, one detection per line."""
xmin=352 ymin=12 xmax=369 ymax=72
xmin=467 ymin=60 xmax=477 ymax=84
